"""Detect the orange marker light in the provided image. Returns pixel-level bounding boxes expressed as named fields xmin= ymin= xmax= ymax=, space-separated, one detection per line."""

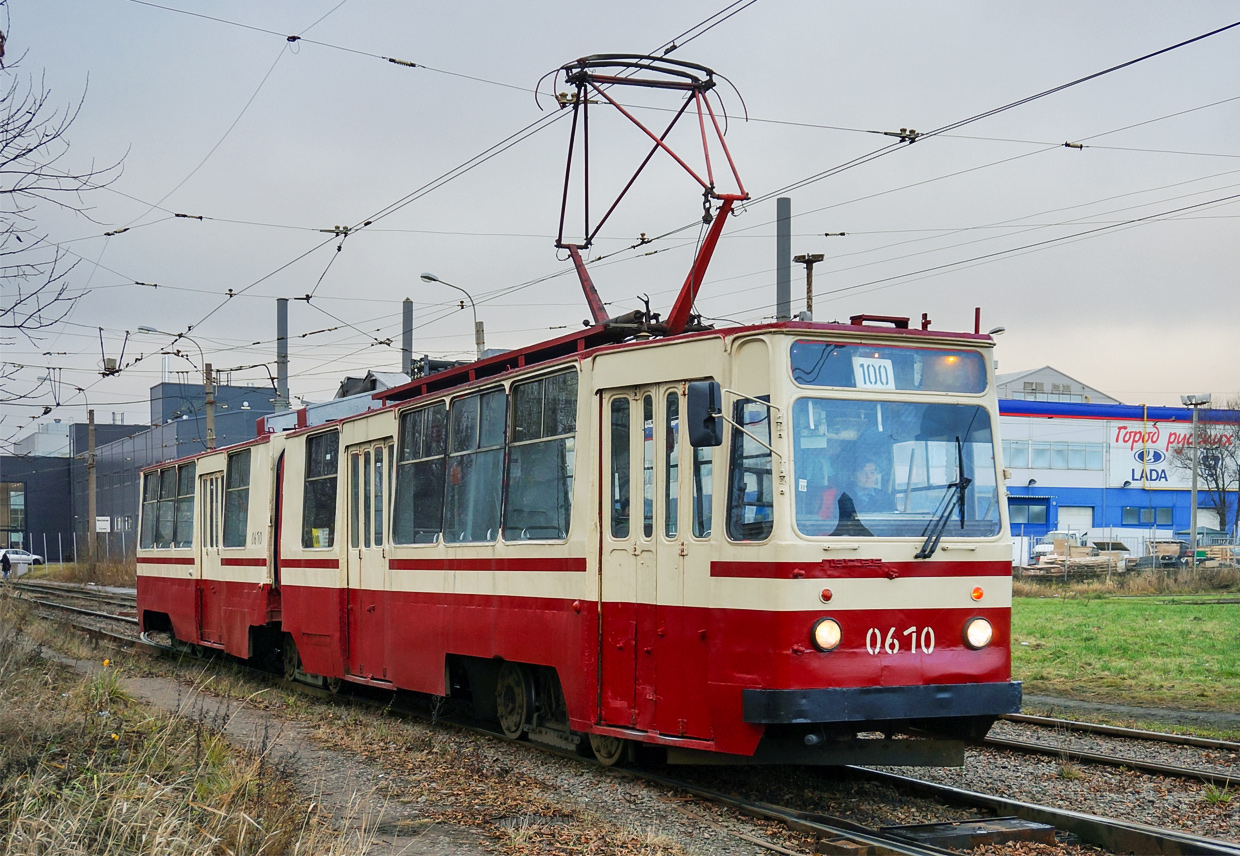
xmin=971 ymin=586 xmax=984 ymax=601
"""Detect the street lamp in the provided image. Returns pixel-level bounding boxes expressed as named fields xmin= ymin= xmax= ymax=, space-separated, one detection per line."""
xmin=1180 ymin=393 xmax=1212 ymax=567
xmin=420 ymin=272 xmax=484 ymax=360
xmin=138 ymin=325 xmax=216 ymax=450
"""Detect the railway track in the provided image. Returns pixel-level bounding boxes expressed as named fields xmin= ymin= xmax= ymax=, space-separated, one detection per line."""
xmin=10 ymin=580 xmax=1240 ymax=856
xmin=852 ymin=767 xmax=1240 ymax=856
xmin=9 ymin=579 xmax=138 ymax=613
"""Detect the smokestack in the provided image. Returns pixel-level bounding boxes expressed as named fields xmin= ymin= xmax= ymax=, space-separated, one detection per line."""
xmin=275 ymin=297 xmax=290 ymax=411
xmin=402 ymin=298 xmax=413 ymax=376
xmin=776 ymin=197 xmax=791 ymax=321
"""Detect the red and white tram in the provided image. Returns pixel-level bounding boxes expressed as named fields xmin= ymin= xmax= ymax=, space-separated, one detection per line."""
xmin=137 ymin=315 xmax=1021 ymax=766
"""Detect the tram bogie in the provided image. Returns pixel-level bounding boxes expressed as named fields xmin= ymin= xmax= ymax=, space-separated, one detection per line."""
xmin=136 ymin=319 xmax=1021 ymax=766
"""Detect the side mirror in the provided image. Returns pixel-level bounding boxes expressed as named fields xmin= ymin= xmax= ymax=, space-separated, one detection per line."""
xmin=686 ymin=380 xmax=723 ymax=447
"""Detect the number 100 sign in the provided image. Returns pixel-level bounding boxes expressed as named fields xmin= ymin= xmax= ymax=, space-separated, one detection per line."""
xmin=852 ymin=357 xmax=895 ymax=390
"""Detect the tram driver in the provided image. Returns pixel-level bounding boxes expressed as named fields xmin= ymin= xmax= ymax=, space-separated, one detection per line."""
xmin=849 ymin=457 xmax=894 ymax=513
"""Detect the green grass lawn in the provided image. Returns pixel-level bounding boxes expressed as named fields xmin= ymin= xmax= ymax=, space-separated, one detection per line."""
xmin=1011 ymin=595 xmax=1240 ymax=714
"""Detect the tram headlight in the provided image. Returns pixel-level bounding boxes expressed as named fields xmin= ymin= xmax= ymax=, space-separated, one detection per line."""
xmin=963 ymin=617 xmax=993 ymax=650
xmin=811 ymin=618 xmax=842 ymax=652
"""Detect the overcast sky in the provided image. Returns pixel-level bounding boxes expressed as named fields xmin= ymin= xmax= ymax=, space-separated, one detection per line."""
xmin=3 ymin=1 xmax=1239 ymax=445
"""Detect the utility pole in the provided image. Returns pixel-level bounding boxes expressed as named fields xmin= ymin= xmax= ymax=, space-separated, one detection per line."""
xmin=1182 ymin=393 xmax=1212 ymax=569
xmin=205 ymin=362 xmax=216 ymax=450
xmin=275 ymin=297 xmax=290 ymax=411
xmin=87 ymin=409 xmax=96 ymax=568
xmin=402 ymin=298 xmax=414 ymax=376
xmin=775 ymin=198 xmax=791 ymax=321
xmin=793 ymin=253 xmax=824 ymax=316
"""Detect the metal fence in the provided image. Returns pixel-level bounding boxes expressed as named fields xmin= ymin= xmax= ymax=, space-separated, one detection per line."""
xmin=13 ymin=531 xmax=137 ymax=565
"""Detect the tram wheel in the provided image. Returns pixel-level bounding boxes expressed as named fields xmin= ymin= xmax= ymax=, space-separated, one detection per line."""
xmin=589 ymin=733 xmax=627 ymax=766
xmin=495 ymin=662 xmax=531 ymax=740
xmin=282 ymin=634 xmax=300 ymax=682
xmin=325 ymin=676 xmax=343 ymax=695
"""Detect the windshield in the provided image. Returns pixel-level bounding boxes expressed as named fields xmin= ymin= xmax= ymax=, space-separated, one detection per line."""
xmin=791 ymin=397 xmax=1001 ymax=539
xmin=789 ymin=341 xmax=987 ymax=394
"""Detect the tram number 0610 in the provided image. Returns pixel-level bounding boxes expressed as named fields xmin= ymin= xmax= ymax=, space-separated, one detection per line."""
xmin=865 ymin=626 xmax=935 ymax=655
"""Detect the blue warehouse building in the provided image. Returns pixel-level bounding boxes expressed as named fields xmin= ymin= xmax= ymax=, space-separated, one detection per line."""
xmin=997 ymin=368 xmax=1238 ymax=563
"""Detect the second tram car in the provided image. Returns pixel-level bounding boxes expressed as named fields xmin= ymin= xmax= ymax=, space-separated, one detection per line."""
xmin=137 ymin=317 xmax=1020 ymax=765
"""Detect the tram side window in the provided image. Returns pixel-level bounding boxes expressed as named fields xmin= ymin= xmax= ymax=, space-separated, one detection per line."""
xmin=223 ymin=449 xmax=251 ymax=548
xmin=140 ymin=471 xmax=159 ymax=549
xmin=203 ymin=473 xmax=222 ymax=548
xmin=393 ymin=403 xmax=447 ymax=544
xmin=643 ymin=395 xmax=654 ymax=538
xmin=349 ymin=453 xmax=361 ymax=549
xmin=445 ymin=388 xmax=506 ymax=543
xmin=156 ymin=468 xmax=177 ymax=548
xmin=302 ymin=432 xmax=339 ymax=548
xmin=726 ymin=398 xmax=774 ymax=542
xmin=610 ymin=398 xmax=630 ymax=538
xmin=174 ymin=463 xmax=196 ymax=548
xmin=665 ymin=391 xmax=680 ymax=538
xmin=692 ymin=445 xmax=713 ymax=538
xmin=504 ymin=370 xmax=577 ymax=541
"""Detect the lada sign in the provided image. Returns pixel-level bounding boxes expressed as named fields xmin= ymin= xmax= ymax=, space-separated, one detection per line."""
xmin=1111 ymin=422 xmax=1233 ymax=488
xmin=1132 ymin=448 xmax=1168 ymax=483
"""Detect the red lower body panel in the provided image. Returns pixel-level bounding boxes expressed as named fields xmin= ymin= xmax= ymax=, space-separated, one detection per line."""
xmin=138 ymin=575 xmax=280 ymax=658
xmin=142 ymin=575 xmax=1013 ymax=758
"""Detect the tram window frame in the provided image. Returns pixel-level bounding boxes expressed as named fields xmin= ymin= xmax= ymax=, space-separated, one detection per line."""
xmin=154 ymin=467 xmax=177 ymax=548
xmin=691 ymin=443 xmax=713 ymax=539
xmin=444 ymin=387 xmax=507 ymax=544
xmin=203 ymin=472 xmax=222 ymax=549
xmin=642 ymin=394 xmax=655 ymax=539
xmin=726 ymin=397 xmax=774 ymax=542
xmin=174 ymin=463 xmax=196 ymax=548
xmin=363 ymin=449 xmax=373 ymax=548
xmin=504 ymin=369 xmax=578 ymax=542
xmin=373 ymin=445 xmax=385 ymax=547
xmin=223 ymin=449 xmax=251 ymax=549
xmin=302 ymin=432 xmax=339 ymax=549
xmin=665 ymin=390 xmax=680 ymax=538
xmin=140 ymin=470 xmax=159 ymax=549
xmin=349 ymin=452 xmax=361 ymax=549
xmin=789 ymin=341 xmax=987 ymax=394
xmin=609 ymin=397 xmax=631 ymax=539
xmin=393 ymin=403 xmax=447 ymax=545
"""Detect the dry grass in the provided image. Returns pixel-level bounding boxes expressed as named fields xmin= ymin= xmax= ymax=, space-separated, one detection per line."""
xmin=42 ymin=558 xmax=138 ymax=587
xmin=0 ymin=599 xmax=376 ymax=854
xmin=1013 ymin=564 xmax=1240 ymax=599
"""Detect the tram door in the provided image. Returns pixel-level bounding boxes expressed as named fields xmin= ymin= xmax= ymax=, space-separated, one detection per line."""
xmin=197 ymin=469 xmax=225 ymax=646
xmin=599 ymin=385 xmax=710 ymax=739
xmin=344 ymin=440 xmax=392 ymax=680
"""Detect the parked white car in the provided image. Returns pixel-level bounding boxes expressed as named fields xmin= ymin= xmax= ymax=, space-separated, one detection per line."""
xmin=1 ymin=548 xmax=44 ymax=566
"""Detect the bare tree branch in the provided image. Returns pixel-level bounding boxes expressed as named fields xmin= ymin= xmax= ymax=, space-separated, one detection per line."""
xmin=1167 ymin=395 xmax=1240 ymax=537
xmin=0 ymin=47 xmax=122 ymax=403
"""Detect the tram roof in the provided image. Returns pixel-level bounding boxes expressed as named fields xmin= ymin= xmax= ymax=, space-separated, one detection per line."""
xmin=374 ymin=317 xmax=995 ymax=405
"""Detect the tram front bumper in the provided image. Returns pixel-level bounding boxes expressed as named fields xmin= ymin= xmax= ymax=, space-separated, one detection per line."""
xmin=742 ymin=681 xmax=1022 ymax=724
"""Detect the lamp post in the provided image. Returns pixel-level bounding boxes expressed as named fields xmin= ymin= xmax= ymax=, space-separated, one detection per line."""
xmin=138 ymin=326 xmax=216 ymax=450
xmin=1181 ymin=393 xmax=1212 ymax=567
xmin=420 ymin=272 xmax=484 ymax=359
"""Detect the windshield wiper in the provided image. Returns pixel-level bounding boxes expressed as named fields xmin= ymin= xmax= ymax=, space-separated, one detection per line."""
xmin=915 ymin=436 xmax=971 ymax=559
